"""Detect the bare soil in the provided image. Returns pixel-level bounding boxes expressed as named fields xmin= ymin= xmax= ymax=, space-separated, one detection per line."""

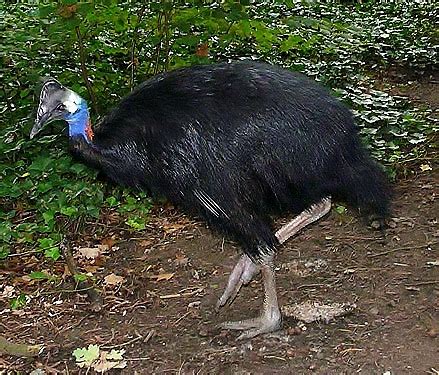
xmin=1 ymin=77 xmax=438 ymax=374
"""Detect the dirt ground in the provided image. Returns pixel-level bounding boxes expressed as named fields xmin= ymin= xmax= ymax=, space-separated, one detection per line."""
xmin=1 ymin=74 xmax=438 ymax=374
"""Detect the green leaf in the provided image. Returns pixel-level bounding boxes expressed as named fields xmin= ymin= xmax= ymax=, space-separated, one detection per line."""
xmin=335 ymin=205 xmax=346 ymax=215
xmin=61 ymin=206 xmax=78 ymax=217
xmin=73 ymin=344 xmax=100 ymax=367
xmin=74 ymin=273 xmax=88 ymax=283
xmin=45 ymin=247 xmax=61 ymax=261
xmin=29 ymin=271 xmax=49 ymax=280
xmin=0 ymin=246 xmax=10 ymax=260
xmin=10 ymin=294 xmax=27 ymax=309
xmin=125 ymin=216 xmax=146 ymax=230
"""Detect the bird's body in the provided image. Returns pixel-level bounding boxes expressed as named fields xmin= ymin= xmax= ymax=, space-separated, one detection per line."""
xmin=32 ymin=60 xmax=390 ymax=339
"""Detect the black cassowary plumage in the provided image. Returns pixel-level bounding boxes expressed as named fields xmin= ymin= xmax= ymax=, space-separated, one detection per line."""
xmin=32 ymin=61 xmax=390 ymax=339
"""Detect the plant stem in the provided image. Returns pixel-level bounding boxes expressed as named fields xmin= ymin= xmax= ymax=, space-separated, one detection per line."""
xmin=130 ymin=4 xmax=148 ymax=91
xmin=75 ymin=25 xmax=99 ymax=116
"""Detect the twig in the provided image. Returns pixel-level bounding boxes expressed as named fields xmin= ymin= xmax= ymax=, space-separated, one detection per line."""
xmin=340 ymin=348 xmax=363 ymax=355
xmin=129 ymin=4 xmax=148 ymax=91
xmin=173 ymin=311 xmax=191 ymax=325
xmin=60 ymin=239 xmax=103 ymax=312
xmin=297 ymin=283 xmax=325 ymax=290
xmin=153 ymin=12 xmax=163 ymax=75
xmin=263 ymin=355 xmax=287 ymax=361
xmin=368 ymin=241 xmax=438 ymax=258
xmin=159 ymin=288 xmax=203 ymax=299
xmin=162 ymin=8 xmax=173 ymax=72
xmin=405 ymin=280 xmax=439 ymax=287
xmin=37 ymin=286 xmax=94 ymax=295
xmin=7 ymin=250 xmax=41 ymax=258
xmin=75 ymin=26 xmax=99 ymax=115
xmin=101 ymin=331 xmax=144 ymax=350
xmin=178 ymin=360 xmax=186 ymax=375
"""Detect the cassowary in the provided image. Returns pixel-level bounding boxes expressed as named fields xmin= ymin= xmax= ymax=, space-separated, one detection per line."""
xmin=31 ymin=61 xmax=390 ymax=339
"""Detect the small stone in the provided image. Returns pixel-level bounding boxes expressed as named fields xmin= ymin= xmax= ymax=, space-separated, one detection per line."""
xmin=426 ymin=328 xmax=438 ymax=338
xmin=369 ymin=307 xmax=379 ymax=315
xmin=286 ymin=326 xmax=302 ymax=335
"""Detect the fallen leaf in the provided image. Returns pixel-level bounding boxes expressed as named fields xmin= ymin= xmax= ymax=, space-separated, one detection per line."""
xmin=2 ymin=285 xmax=15 ymax=298
xmin=73 ymin=345 xmax=126 ymax=372
xmin=101 ymin=238 xmax=116 ymax=249
xmin=162 ymin=222 xmax=186 ymax=234
xmin=149 ymin=272 xmax=175 ymax=281
xmin=106 ymin=349 xmax=125 ymax=361
xmin=78 ymin=247 xmax=103 ymax=259
xmin=420 ymin=163 xmax=432 ymax=172
xmin=83 ymin=265 xmax=99 ymax=274
xmin=93 ymin=350 xmax=127 ymax=372
xmin=174 ymin=253 xmax=189 ymax=266
xmin=104 ymin=273 xmax=125 ymax=286
xmin=73 ymin=344 xmax=100 ymax=368
xmin=195 ymin=43 xmax=209 ymax=57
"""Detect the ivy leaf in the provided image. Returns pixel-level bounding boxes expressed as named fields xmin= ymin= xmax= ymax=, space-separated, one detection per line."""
xmin=29 ymin=271 xmax=49 ymax=280
xmin=45 ymin=247 xmax=61 ymax=261
xmin=73 ymin=344 xmax=100 ymax=368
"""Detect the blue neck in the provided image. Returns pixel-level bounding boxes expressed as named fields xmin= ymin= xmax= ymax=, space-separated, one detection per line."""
xmin=65 ymin=100 xmax=91 ymax=142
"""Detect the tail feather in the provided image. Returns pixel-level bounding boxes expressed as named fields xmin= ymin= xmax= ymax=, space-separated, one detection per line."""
xmin=334 ymin=156 xmax=391 ymax=222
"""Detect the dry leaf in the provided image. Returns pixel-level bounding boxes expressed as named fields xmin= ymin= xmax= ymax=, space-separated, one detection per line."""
xmin=2 ymin=285 xmax=15 ymax=298
xmin=101 ymin=238 xmax=116 ymax=249
xmin=174 ymin=253 xmax=189 ymax=266
xmin=420 ymin=163 xmax=432 ymax=172
xmin=104 ymin=273 xmax=125 ymax=286
xmin=149 ymin=272 xmax=175 ymax=281
xmin=93 ymin=351 xmax=127 ymax=372
xmin=139 ymin=239 xmax=153 ymax=248
xmin=195 ymin=43 xmax=209 ymax=57
xmin=83 ymin=265 xmax=99 ymax=274
xmin=162 ymin=223 xmax=186 ymax=234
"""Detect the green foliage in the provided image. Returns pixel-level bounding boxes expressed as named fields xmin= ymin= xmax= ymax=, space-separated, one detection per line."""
xmin=29 ymin=271 xmax=50 ymax=280
xmin=10 ymin=293 xmax=28 ymax=310
xmin=1 ymin=1 xmax=436 ymax=261
xmin=74 ymin=273 xmax=88 ymax=283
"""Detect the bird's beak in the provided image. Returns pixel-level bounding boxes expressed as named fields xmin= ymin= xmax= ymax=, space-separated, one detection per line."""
xmin=30 ymin=111 xmax=51 ymax=139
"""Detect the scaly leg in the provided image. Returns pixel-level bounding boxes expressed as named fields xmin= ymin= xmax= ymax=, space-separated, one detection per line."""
xmin=216 ymin=197 xmax=332 ymax=309
xmin=275 ymin=197 xmax=332 ymax=244
xmin=216 ymin=254 xmax=259 ymax=310
xmin=216 ymin=197 xmax=332 ymax=339
xmin=219 ymin=257 xmax=281 ymax=340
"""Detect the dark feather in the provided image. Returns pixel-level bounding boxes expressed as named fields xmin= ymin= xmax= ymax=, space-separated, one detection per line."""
xmin=70 ymin=61 xmax=390 ymax=259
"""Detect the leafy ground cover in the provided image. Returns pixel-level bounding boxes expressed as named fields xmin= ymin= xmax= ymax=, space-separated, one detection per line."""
xmin=0 ymin=1 xmax=438 ymax=373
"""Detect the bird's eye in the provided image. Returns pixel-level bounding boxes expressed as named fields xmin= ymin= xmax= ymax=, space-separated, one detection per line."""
xmin=56 ymin=103 xmax=66 ymax=111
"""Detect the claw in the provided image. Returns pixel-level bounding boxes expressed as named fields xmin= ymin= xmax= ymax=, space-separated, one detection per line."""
xmin=218 ymin=261 xmax=282 ymax=340
xmin=216 ymin=254 xmax=260 ymax=310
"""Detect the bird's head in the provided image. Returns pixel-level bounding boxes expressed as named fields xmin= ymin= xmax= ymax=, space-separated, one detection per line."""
xmin=31 ymin=78 xmax=90 ymax=140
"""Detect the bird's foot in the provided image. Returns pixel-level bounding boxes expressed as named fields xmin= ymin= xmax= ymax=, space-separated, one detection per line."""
xmin=219 ymin=306 xmax=282 ymax=340
xmin=216 ymin=254 xmax=260 ymax=310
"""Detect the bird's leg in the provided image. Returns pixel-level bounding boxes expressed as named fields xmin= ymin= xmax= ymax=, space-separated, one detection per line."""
xmin=216 ymin=254 xmax=260 ymax=310
xmin=219 ymin=256 xmax=281 ymax=340
xmin=216 ymin=197 xmax=331 ymax=310
xmin=275 ymin=197 xmax=331 ymax=244
xmin=216 ymin=197 xmax=332 ymax=339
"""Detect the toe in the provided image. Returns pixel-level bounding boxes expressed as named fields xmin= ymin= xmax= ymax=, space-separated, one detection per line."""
xmin=219 ymin=317 xmax=261 ymax=330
